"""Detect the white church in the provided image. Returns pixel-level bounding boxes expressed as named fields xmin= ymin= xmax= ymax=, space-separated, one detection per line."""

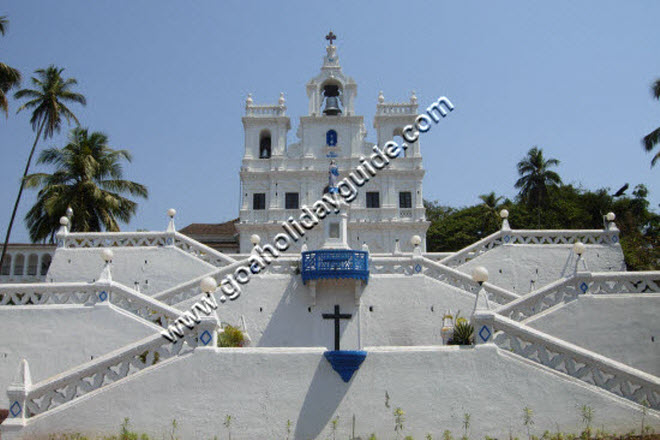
xmin=0 ymin=35 xmax=658 ymax=440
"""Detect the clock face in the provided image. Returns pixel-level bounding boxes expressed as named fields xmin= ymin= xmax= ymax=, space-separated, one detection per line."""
xmin=326 ymin=129 xmax=338 ymax=146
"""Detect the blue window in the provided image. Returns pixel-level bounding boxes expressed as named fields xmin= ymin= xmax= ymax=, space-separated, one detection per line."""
xmin=326 ymin=130 xmax=337 ymax=146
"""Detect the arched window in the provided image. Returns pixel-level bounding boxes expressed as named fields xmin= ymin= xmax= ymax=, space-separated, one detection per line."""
xmin=0 ymin=254 xmax=11 ymax=276
xmin=27 ymin=254 xmax=38 ymax=276
xmin=326 ymin=130 xmax=337 ymax=146
xmin=13 ymin=254 xmax=24 ymax=276
xmin=392 ymin=128 xmax=406 ymax=158
xmin=259 ymin=130 xmax=271 ymax=159
xmin=40 ymin=254 xmax=52 ymax=276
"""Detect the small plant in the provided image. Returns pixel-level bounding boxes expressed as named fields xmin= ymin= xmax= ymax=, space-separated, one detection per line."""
xmin=286 ymin=419 xmax=292 ymax=440
xmin=448 ymin=314 xmax=474 ymax=345
xmin=427 ymin=434 xmax=434 ymax=440
xmin=331 ymin=415 xmax=339 ymax=440
xmin=404 ymin=436 xmax=415 ymax=440
xmin=223 ymin=414 xmax=232 ymax=440
xmin=368 ymin=435 xmax=378 ymax=440
xmin=168 ymin=419 xmax=179 ymax=440
xmin=217 ymin=325 xmax=245 ymax=347
xmin=137 ymin=350 xmax=159 ymax=366
xmin=523 ymin=407 xmax=535 ymax=440
xmin=444 ymin=430 xmax=454 ymax=440
xmin=580 ymin=405 xmax=594 ymax=440
xmin=462 ymin=412 xmax=472 ymax=440
xmin=640 ymin=399 xmax=649 ymax=439
xmin=394 ymin=407 xmax=406 ymax=439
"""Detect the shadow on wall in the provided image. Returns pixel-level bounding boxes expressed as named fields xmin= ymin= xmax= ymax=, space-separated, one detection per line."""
xmin=294 ymin=356 xmax=351 ymax=439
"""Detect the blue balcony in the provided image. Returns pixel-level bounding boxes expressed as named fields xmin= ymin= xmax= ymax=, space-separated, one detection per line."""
xmin=301 ymin=250 xmax=369 ymax=285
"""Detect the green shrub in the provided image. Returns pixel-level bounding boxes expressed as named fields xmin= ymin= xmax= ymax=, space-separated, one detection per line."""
xmin=217 ymin=325 xmax=245 ymax=347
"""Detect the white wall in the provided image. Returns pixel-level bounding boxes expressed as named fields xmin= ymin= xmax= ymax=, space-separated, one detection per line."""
xmin=0 ymin=304 xmax=157 ymax=407
xmin=177 ymin=273 xmax=479 ymax=348
xmin=459 ymin=244 xmax=626 ymax=293
xmin=47 ymin=247 xmax=215 ymax=295
xmin=527 ymin=294 xmax=660 ymax=376
xmin=5 ymin=345 xmax=657 ymax=440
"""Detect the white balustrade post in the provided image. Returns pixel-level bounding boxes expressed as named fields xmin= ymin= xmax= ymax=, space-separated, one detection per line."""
xmin=95 ymin=249 xmax=114 ymax=305
xmin=55 ymin=216 xmax=69 ymax=249
xmin=472 ymin=310 xmax=495 ymax=345
xmin=197 ymin=314 xmax=219 ymax=349
xmin=500 ymin=209 xmax=511 ymax=231
xmin=6 ymin=359 xmax=31 ymax=426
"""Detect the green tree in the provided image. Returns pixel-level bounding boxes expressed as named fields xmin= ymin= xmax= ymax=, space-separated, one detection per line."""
xmin=0 ymin=66 xmax=85 ymax=266
xmin=23 ymin=127 xmax=148 ymax=242
xmin=515 ymin=146 xmax=562 ymax=226
xmin=0 ymin=15 xmax=21 ymax=116
xmin=479 ymin=191 xmax=504 ymax=231
xmin=642 ymin=78 xmax=660 ymax=167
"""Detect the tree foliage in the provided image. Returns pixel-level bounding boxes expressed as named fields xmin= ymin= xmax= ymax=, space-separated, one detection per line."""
xmin=642 ymin=78 xmax=660 ymax=167
xmin=426 ymin=184 xmax=658 ymax=270
xmin=24 ymin=127 xmax=148 ymax=242
xmin=0 ymin=15 xmax=21 ymax=117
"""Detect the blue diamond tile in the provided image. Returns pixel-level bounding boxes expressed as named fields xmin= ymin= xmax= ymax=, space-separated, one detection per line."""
xmin=503 ymin=235 xmax=510 ymax=243
xmin=250 ymin=263 xmax=260 ymax=274
xmin=579 ymin=282 xmax=589 ymax=293
xmin=166 ymin=238 xmax=173 ymax=245
xmin=10 ymin=401 xmax=21 ymax=417
xmin=57 ymin=239 xmax=64 ymax=247
xmin=611 ymin=235 xmax=619 ymax=243
xmin=479 ymin=325 xmax=492 ymax=342
xmin=414 ymin=264 xmax=422 ymax=273
xmin=200 ymin=330 xmax=212 ymax=346
xmin=99 ymin=291 xmax=108 ymax=301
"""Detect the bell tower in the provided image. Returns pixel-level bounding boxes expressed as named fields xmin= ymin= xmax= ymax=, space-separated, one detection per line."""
xmin=306 ymin=32 xmax=357 ymax=117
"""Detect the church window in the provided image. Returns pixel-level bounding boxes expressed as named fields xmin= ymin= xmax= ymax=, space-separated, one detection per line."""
xmin=0 ymin=254 xmax=10 ymax=275
xmin=329 ymin=222 xmax=340 ymax=238
xmin=13 ymin=254 xmax=24 ymax=276
xmin=326 ymin=129 xmax=337 ymax=146
xmin=285 ymin=192 xmax=299 ymax=209
xmin=366 ymin=192 xmax=380 ymax=208
xmin=259 ymin=131 xmax=271 ymax=159
xmin=253 ymin=193 xmax=266 ymax=210
xmin=399 ymin=191 xmax=412 ymax=208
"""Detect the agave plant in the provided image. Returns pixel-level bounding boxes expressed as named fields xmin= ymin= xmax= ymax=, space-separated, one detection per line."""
xmin=448 ymin=314 xmax=474 ymax=345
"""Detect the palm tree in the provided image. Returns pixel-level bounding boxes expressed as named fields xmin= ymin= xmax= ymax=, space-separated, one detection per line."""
xmin=24 ymin=127 xmax=148 ymax=242
xmin=478 ymin=191 xmax=504 ymax=231
xmin=515 ymin=147 xmax=562 ymax=227
xmin=642 ymin=78 xmax=660 ymax=167
xmin=0 ymin=16 xmax=21 ymax=117
xmin=0 ymin=66 xmax=85 ymax=267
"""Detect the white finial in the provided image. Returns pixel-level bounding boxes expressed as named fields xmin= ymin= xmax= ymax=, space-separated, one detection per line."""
xmin=250 ymin=234 xmax=261 ymax=246
xmin=606 ymin=212 xmax=616 ymax=222
xmin=60 ymin=216 xmax=69 ymax=226
xmin=66 ymin=206 xmax=73 ymax=218
xmin=500 ymin=209 xmax=511 ymax=230
xmin=102 ymin=249 xmax=114 ymax=263
xmin=12 ymin=358 xmax=31 ymax=389
xmin=246 ymin=93 xmax=253 ymax=106
xmin=166 ymin=208 xmax=176 ymax=232
xmin=378 ymin=91 xmax=385 ymax=103
xmin=410 ymin=235 xmax=422 ymax=247
xmin=410 ymin=90 xmax=417 ymax=104
xmin=279 ymin=92 xmax=285 ymax=106
xmin=200 ymin=277 xmax=218 ymax=294
xmin=472 ymin=266 xmax=489 ymax=285
xmin=98 ymin=249 xmax=114 ymax=283
xmin=393 ymin=238 xmax=402 ymax=255
xmin=361 ymin=241 xmax=369 ymax=252
xmin=573 ymin=241 xmax=585 ymax=256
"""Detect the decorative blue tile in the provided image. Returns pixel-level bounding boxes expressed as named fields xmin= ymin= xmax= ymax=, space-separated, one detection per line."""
xmin=611 ymin=235 xmax=619 ymax=243
xmin=503 ymin=235 xmax=510 ymax=243
xmin=479 ymin=325 xmax=492 ymax=342
xmin=57 ymin=239 xmax=64 ymax=247
xmin=166 ymin=238 xmax=173 ymax=245
xmin=414 ymin=264 xmax=422 ymax=273
xmin=98 ymin=291 xmax=108 ymax=301
xmin=250 ymin=263 xmax=260 ymax=274
xmin=324 ymin=350 xmax=367 ymax=382
xmin=200 ymin=330 xmax=212 ymax=346
xmin=10 ymin=401 xmax=21 ymax=417
xmin=580 ymin=282 xmax=589 ymax=293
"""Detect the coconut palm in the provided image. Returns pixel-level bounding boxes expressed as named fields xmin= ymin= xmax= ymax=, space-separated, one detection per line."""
xmin=0 ymin=16 xmax=21 ymax=117
xmin=478 ymin=191 xmax=504 ymax=231
xmin=24 ymin=127 xmax=148 ymax=242
xmin=642 ymin=78 xmax=660 ymax=167
xmin=515 ymin=147 xmax=562 ymax=208
xmin=0 ymin=66 xmax=85 ymax=267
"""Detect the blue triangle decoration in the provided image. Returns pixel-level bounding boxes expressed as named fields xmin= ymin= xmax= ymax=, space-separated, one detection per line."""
xmin=324 ymin=350 xmax=367 ymax=382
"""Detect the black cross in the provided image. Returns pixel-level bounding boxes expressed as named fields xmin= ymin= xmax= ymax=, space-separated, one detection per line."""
xmin=325 ymin=31 xmax=337 ymax=45
xmin=322 ymin=304 xmax=352 ymax=350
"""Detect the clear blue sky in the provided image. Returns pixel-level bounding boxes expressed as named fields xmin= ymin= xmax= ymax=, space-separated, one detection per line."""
xmin=1 ymin=1 xmax=658 ymax=242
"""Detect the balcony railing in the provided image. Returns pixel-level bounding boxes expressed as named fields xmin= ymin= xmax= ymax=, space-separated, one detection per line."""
xmin=301 ymin=250 xmax=369 ymax=284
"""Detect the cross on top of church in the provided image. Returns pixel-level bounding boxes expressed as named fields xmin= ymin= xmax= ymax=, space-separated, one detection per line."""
xmin=325 ymin=31 xmax=337 ymax=45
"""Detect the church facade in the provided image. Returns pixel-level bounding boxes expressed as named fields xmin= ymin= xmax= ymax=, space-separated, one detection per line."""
xmin=236 ymin=41 xmax=428 ymax=253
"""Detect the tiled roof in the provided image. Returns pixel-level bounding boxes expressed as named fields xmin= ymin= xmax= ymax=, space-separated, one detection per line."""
xmin=179 ymin=218 xmax=239 ymax=237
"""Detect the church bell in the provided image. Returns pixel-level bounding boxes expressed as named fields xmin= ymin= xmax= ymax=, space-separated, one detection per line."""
xmin=322 ymin=85 xmax=342 ymax=116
